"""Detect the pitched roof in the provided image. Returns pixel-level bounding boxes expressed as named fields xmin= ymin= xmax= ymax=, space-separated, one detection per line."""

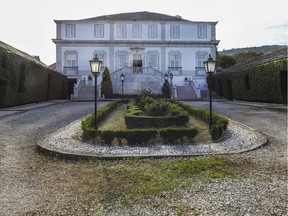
xmin=222 ymin=47 xmax=288 ymax=72
xmin=80 ymin=11 xmax=188 ymax=22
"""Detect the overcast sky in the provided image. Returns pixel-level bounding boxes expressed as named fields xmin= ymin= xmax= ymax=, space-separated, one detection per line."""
xmin=0 ymin=0 xmax=287 ymax=65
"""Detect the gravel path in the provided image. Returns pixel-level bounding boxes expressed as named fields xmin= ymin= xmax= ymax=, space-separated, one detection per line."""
xmin=0 ymin=100 xmax=287 ymax=215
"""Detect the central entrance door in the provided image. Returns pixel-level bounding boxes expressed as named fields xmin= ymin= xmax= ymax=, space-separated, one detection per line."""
xmin=133 ymin=53 xmax=143 ymax=73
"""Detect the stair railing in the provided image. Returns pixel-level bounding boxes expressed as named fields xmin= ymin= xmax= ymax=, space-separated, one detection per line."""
xmin=71 ymin=78 xmax=84 ymax=99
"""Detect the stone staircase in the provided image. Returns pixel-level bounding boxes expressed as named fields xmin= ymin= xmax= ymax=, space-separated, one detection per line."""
xmin=72 ymin=86 xmax=95 ymax=100
xmin=176 ymin=85 xmax=198 ymax=100
xmin=112 ymin=73 xmax=163 ymax=95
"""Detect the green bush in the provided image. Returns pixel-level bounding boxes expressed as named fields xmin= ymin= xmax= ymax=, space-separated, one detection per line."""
xmin=81 ymin=100 xmax=121 ymax=139
xmin=159 ymin=128 xmax=198 ymax=143
xmin=172 ymin=100 xmax=228 ymax=140
xmin=143 ymin=100 xmax=170 ymax=116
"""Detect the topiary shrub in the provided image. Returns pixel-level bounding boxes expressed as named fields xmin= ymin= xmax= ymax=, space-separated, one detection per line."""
xmin=101 ymin=67 xmax=113 ymax=98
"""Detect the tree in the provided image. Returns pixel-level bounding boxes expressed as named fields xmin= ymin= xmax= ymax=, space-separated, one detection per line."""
xmin=217 ymin=55 xmax=237 ymax=69
xmin=161 ymin=81 xmax=171 ymax=99
xmin=232 ymin=51 xmax=264 ymax=63
xmin=101 ymin=67 xmax=113 ymax=98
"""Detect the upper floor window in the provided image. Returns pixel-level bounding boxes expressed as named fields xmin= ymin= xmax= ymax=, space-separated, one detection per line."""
xmin=148 ymin=25 xmax=158 ymax=38
xmin=170 ymin=25 xmax=180 ymax=38
xmin=147 ymin=52 xmax=159 ymax=68
xmin=117 ymin=24 xmax=127 ymax=38
xmin=65 ymin=24 xmax=76 ymax=38
xmin=94 ymin=24 xmax=104 ymax=38
xmin=133 ymin=24 xmax=142 ymax=38
xmin=197 ymin=25 xmax=207 ymax=38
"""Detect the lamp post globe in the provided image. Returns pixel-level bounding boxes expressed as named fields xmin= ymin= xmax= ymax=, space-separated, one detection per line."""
xmin=203 ymin=55 xmax=217 ymax=130
xmin=164 ymin=73 xmax=169 ymax=81
xmin=89 ymin=55 xmax=102 ymax=129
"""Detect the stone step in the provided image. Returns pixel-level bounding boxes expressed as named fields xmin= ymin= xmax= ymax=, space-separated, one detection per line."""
xmin=176 ymin=86 xmax=198 ymax=100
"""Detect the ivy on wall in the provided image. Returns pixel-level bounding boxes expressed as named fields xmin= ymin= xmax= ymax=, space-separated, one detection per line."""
xmin=212 ymin=59 xmax=287 ymax=104
xmin=0 ymin=46 xmax=69 ymax=108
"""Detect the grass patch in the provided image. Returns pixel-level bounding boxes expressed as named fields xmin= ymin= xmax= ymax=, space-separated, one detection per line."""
xmin=116 ymin=156 xmax=236 ymax=199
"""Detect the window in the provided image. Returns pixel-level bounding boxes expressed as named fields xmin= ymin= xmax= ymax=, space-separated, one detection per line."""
xmin=148 ymin=25 xmax=158 ymax=38
xmin=94 ymin=24 xmax=104 ymax=38
xmin=169 ymin=52 xmax=181 ymax=68
xmin=133 ymin=24 xmax=142 ymax=38
xmin=116 ymin=52 xmax=127 ymax=68
xmin=196 ymin=52 xmax=208 ymax=67
xmin=93 ymin=51 xmax=106 ymax=68
xmin=117 ymin=24 xmax=126 ymax=38
xmin=65 ymin=24 xmax=76 ymax=38
xmin=65 ymin=54 xmax=77 ymax=68
xmin=170 ymin=25 xmax=180 ymax=38
xmin=197 ymin=25 xmax=207 ymax=38
xmin=168 ymin=52 xmax=182 ymax=74
xmin=147 ymin=52 xmax=159 ymax=68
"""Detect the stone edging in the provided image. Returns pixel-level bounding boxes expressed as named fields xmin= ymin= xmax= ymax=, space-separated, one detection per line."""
xmin=37 ymin=118 xmax=268 ymax=159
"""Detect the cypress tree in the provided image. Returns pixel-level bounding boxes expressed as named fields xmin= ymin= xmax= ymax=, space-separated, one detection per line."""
xmin=101 ymin=67 xmax=113 ymax=98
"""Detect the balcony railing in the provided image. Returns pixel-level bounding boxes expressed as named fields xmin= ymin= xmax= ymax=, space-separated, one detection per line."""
xmin=63 ymin=66 xmax=79 ymax=75
xmin=168 ymin=67 xmax=182 ymax=75
xmin=195 ymin=67 xmax=206 ymax=75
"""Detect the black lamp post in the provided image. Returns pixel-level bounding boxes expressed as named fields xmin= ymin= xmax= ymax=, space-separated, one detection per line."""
xmin=169 ymin=73 xmax=174 ymax=99
xmin=120 ymin=73 xmax=125 ymax=102
xmin=89 ymin=55 xmax=102 ymax=129
xmin=204 ymin=54 xmax=217 ymax=130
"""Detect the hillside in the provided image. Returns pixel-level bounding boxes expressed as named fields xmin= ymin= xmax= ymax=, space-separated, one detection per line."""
xmin=219 ymin=45 xmax=287 ymax=55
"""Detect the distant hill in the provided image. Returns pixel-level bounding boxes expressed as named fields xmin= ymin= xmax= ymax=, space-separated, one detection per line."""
xmin=219 ymin=45 xmax=287 ymax=55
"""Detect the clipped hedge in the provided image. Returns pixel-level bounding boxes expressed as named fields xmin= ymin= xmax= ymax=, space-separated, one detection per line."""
xmin=159 ymin=128 xmax=198 ymax=143
xmin=96 ymin=128 xmax=198 ymax=145
xmin=81 ymin=100 xmax=122 ymax=139
xmin=0 ymin=43 xmax=69 ymax=108
xmin=81 ymin=100 xmax=199 ymax=145
xmin=212 ymin=59 xmax=287 ymax=103
xmin=125 ymin=100 xmax=189 ymax=128
xmin=172 ymin=101 xmax=229 ymax=140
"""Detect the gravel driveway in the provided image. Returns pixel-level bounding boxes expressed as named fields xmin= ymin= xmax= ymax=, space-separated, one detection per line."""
xmin=0 ymin=100 xmax=286 ymax=215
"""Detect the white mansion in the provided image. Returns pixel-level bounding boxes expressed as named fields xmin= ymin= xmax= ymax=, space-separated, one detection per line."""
xmin=53 ymin=11 xmax=219 ymax=99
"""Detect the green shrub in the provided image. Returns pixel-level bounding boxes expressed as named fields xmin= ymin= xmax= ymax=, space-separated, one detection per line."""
xmin=81 ymin=100 xmax=121 ymax=139
xmin=172 ymin=100 xmax=228 ymax=140
xmin=143 ymin=100 xmax=170 ymax=116
xmin=159 ymin=128 xmax=198 ymax=143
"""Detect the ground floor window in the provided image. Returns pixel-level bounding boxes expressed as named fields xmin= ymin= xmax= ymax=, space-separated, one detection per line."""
xmin=116 ymin=51 xmax=127 ymax=68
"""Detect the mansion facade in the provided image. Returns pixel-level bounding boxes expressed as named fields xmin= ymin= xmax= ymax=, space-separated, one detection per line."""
xmin=53 ymin=11 xmax=219 ymax=99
